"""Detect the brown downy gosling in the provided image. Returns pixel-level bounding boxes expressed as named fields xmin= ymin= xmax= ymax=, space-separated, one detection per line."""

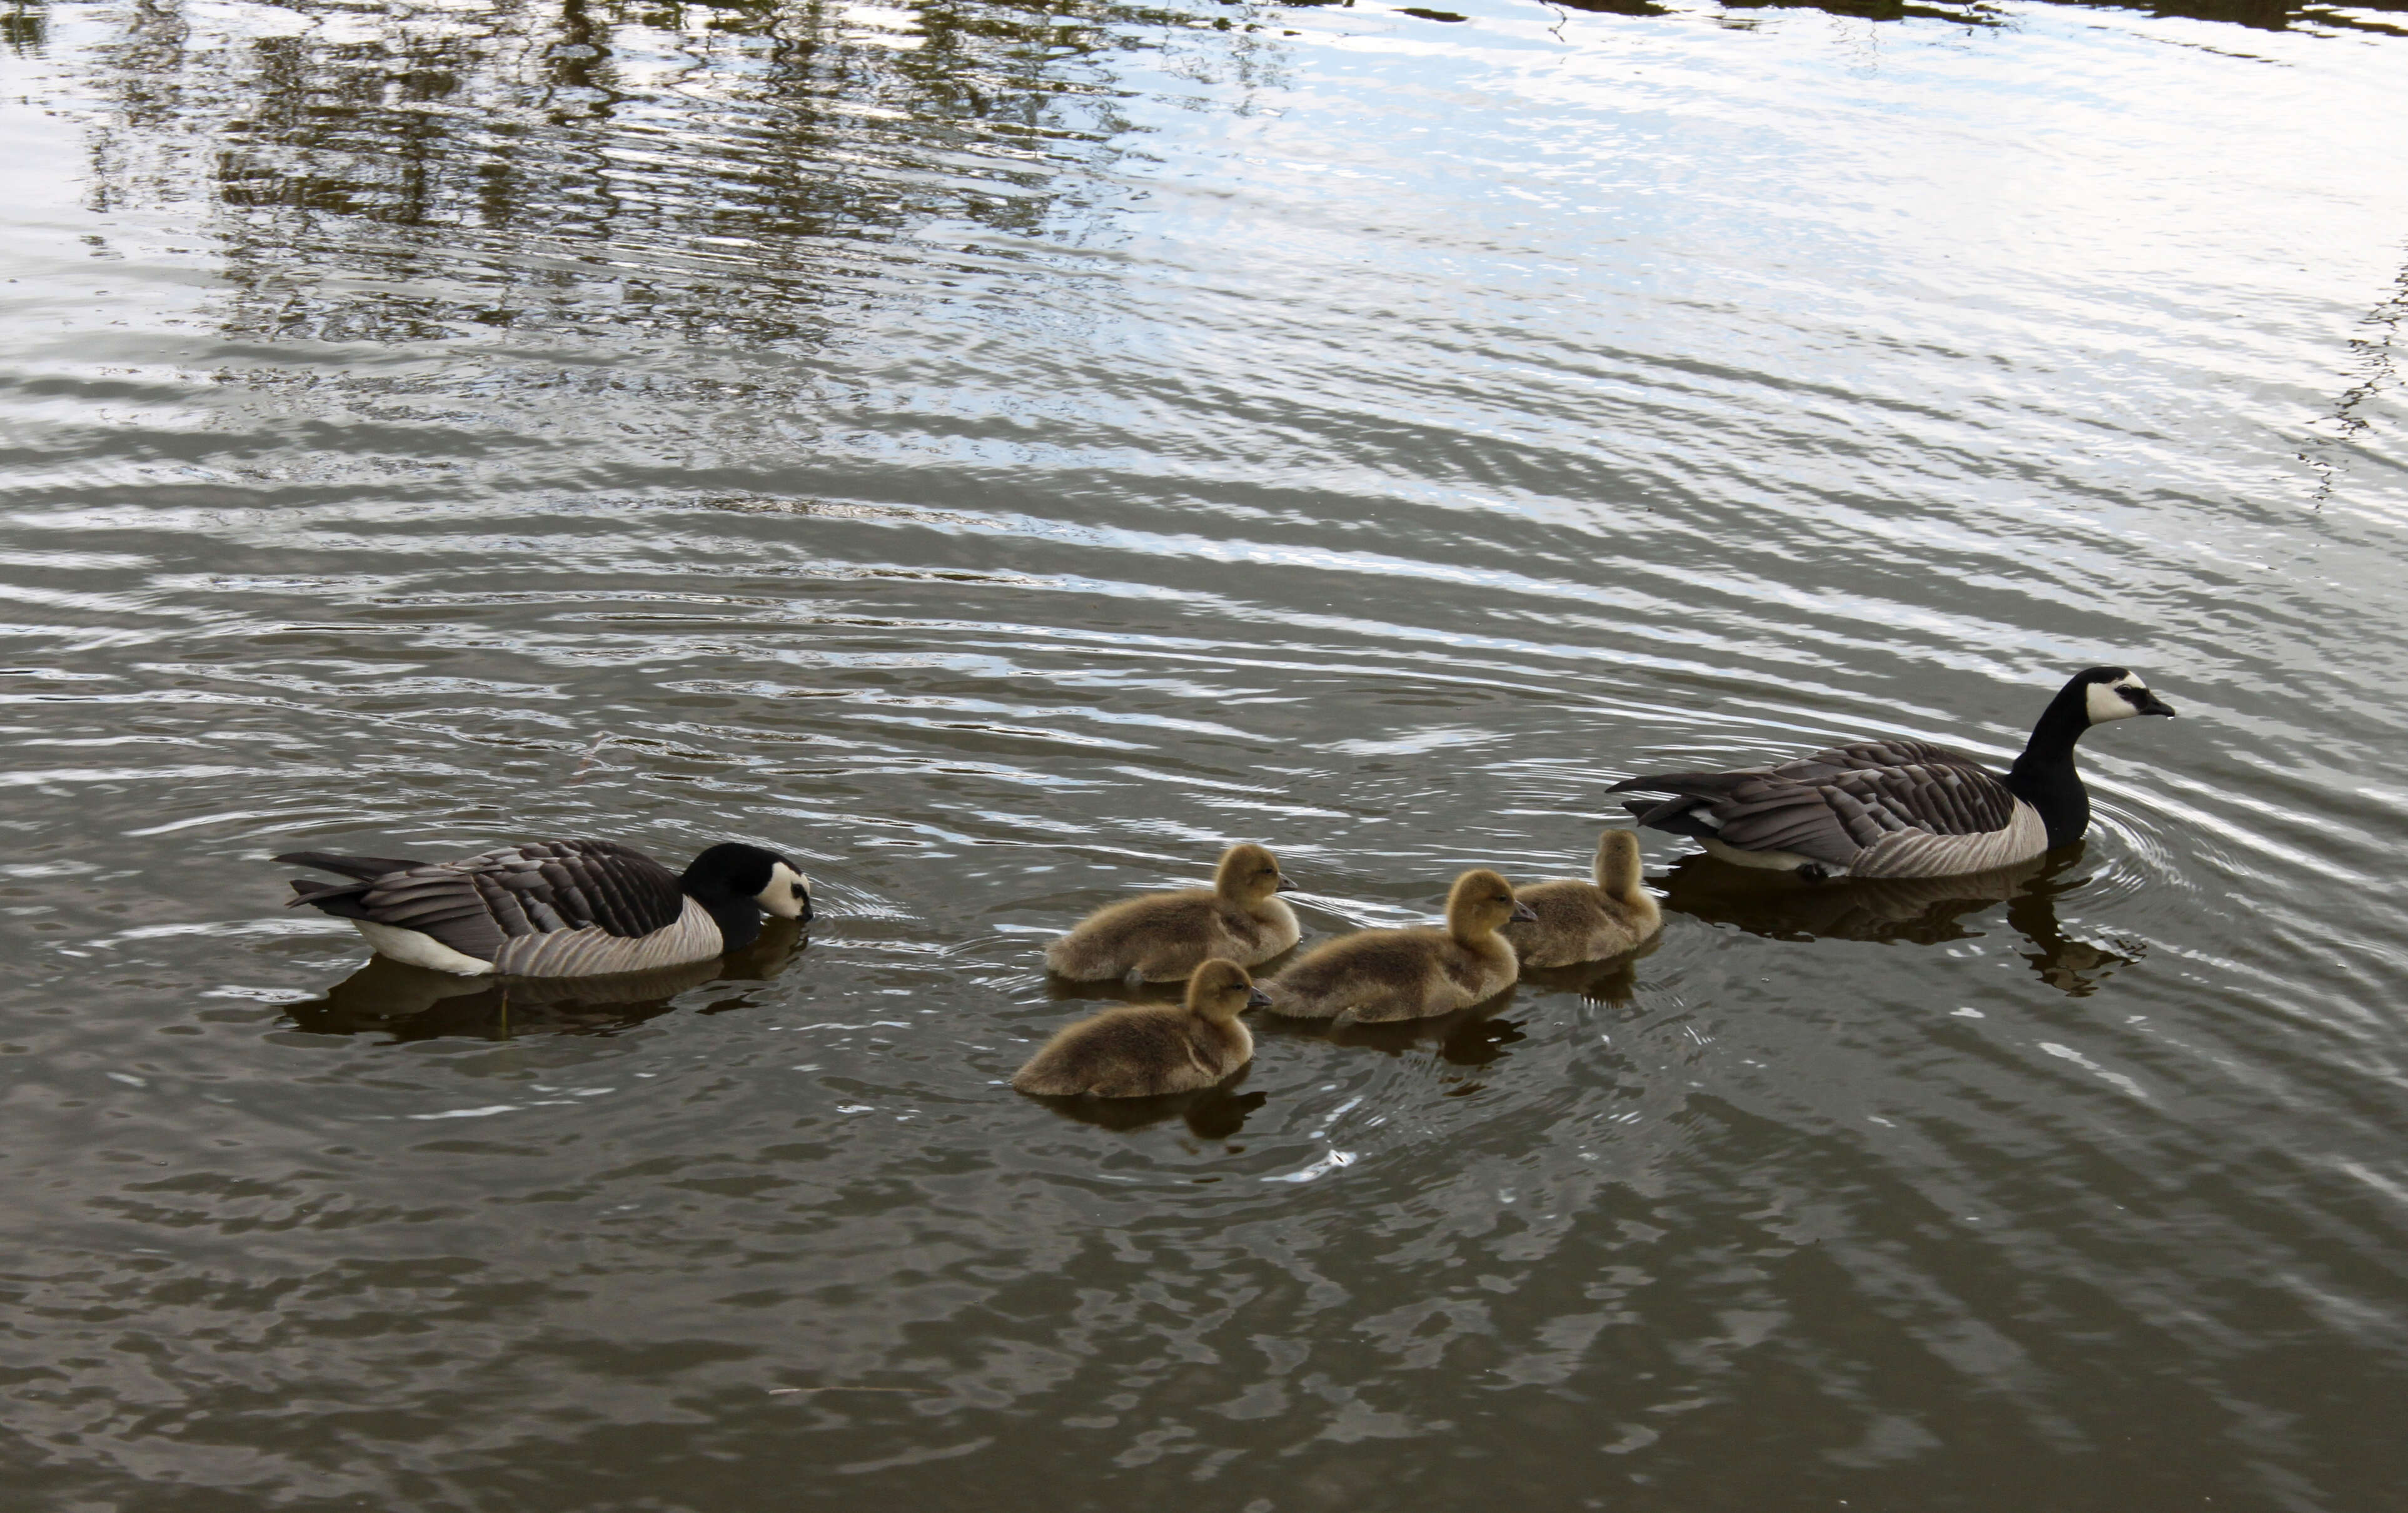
xmin=1503 ymin=829 xmax=1663 ymax=968
xmin=1012 ymin=958 xmax=1269 ymax=1098
xmin=1258 ymin=869 xmax=1537 ymax=1025
xmin=1044 ymin=843 xmax=1300 ymax=984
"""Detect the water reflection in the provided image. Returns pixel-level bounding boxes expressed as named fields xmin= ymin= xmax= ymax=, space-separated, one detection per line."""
xmin=1655 ymin=848 xmax=2139 ymax=996
xmin=1518 ymin=935 xmax=1656 ymax=1006
xmin=66 ymin=0 xmax=2396 ymax=359
xmin=1042 ymin=944 xmax=1304 ymax=1004
xmin=79 ymin=0 xmax=1192 ymax=345
xmin=1256 ymin=990 xmax=1527 ymax=1066
xmin=285 ymin=917 xmax=807 ymax=1039
xmin=4 ymin=2 xmax=44 ymax=53
xmin=1023 ymin=1071 xmax=1267 ymax=1136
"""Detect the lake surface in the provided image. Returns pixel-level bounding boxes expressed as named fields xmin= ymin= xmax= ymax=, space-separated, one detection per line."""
xmin=4 ymin=0 xmax=2406 ymax=1506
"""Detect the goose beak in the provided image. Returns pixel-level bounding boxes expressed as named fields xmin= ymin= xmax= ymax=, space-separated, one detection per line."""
xmin=2135 ymin=691 xmax=2176 ymax=717
xmin=1274 ymin=878 xmax=1297 ymax=892
xmin=1510 ymin=900 xmax=1539 ymax=923
xmin=1246 ymin=987 xmax=1273 ymax=1009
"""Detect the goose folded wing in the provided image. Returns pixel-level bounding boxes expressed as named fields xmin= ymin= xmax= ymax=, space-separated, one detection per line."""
xmin=334 ymin=841 xmax=687 ymax=959
xmin=1611 ymin=749 xmax=2016 ymax=863
xmin=1770 ymin=738 xmax=1996 ymax=786
xmin=452 ymin=841 xmax=687 ymax=938
xmin=1800 ymin=757 xmax=2020 ymax=837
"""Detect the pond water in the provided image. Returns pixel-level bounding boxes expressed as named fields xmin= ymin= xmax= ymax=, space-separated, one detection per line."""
xmin=4 ymin=0 xmax=2406 ymax=1506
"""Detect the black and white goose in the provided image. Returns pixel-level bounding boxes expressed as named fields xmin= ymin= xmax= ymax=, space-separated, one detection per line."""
xmin=278 ymin=839 xmax=811 ymax=976
xmin=1608 ymin=667 xmax=2175 ymax=880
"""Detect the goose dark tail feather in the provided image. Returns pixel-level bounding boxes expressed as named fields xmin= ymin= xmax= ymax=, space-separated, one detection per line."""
xmin=287 ymin=878 xmax=378 ymax=918
xmin=274 ymin=851 xmax=427 ymax=881
xmin=1620 ymin=796 xmax=1721 ymax=841
xmin=1609 ymin=772 xmax=1752 ymax=843
xmin=1605 ymin=772 xmax=1751 ymax=798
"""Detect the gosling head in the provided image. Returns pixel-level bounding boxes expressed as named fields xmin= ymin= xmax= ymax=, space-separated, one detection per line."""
xmin=2071 ymin=666 xmax=2175 ymax=725
xmin=1446 ymin=868 xmax=1538 ymax=939
xmin=1592 ymin=829 xmax=1644 ymax=894
xmin=686 ymin=843 xmax=814 ymax=921
xmin=1187 ymin=958 xmax=1271 ymax=1022
xmin=1214 ymin=843 xmax=1294 ymax=906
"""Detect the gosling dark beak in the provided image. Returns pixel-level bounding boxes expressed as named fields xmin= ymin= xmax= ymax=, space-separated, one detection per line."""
xmin=1510 ymin=900 xmax=1539 ymax=923
xmin=1246 ymin=987 xmax=1273 ymax=1009
xmin=1274 ymin=878 xmax=1297 ymax=892
xmin=2135 ymin=691 xmax=2176 ymax=717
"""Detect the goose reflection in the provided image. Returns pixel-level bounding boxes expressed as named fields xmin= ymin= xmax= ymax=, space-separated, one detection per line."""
xmin=284 ymin=918 xmax=807 ymax=1040
xmin=1655 ymin=847 xmax=2138 ymax=996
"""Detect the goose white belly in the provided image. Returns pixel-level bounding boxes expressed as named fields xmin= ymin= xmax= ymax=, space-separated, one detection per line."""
xmin=354 ymin=921 xmax=497 ymax=975
xmin=353 ymin=896 xmax=727 ymax=977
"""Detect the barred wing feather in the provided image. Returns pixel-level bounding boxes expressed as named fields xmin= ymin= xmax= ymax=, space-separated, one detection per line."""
xmin=283 ymin=839 xmax=687 ymax=964
xmin=1610 ymin=738 xmax=2018 ymax=868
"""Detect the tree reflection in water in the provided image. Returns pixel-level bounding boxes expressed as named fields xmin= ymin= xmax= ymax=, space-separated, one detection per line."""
xmin=1653 ymin=846 xmax=2142 ymax=998
xmin=73 ymin=0 xmax=1224 ymax=347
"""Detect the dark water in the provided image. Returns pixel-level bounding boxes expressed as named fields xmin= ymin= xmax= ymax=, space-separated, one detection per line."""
xmin=4 ymin=0 xmax=2407 ymax=1505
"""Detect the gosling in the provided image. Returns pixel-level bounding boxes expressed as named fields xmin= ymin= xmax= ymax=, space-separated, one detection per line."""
xmin=1044 ymin=843 xmax=1300 ymax=983
xmin=1503 ymin=829 xmax=1662 ymax=968
xmin=1012 ymin=958 xmax=1268 ymax=1098
xmin=1257 ymin=869 xmax=1536 ymax=1025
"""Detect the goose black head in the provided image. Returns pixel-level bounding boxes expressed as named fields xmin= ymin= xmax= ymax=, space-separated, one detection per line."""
xmin=2072 ymin=666 xmax=2176 ymax=725
xmin=685 ymin=843 xmax=814 ymax=921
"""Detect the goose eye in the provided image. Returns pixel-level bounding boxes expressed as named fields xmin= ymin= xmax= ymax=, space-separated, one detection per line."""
xmin=790 ymin=883 xmax=807 ymax=900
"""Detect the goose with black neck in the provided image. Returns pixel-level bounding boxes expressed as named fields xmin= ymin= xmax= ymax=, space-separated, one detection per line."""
xmin=1610 ymin=667 xmax=2175 ymax=880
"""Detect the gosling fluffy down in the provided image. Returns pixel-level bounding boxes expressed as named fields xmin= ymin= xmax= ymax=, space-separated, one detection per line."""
xmin=1503 ymin=830 xmax=1662 ymax=968
xmin=1012 ymin=958 xmax=1269 ymax=1098
xmin=1258 ymin=869 xmax=1536 ymax=1025
xmin=1043 ymin=843 xmax=1300 ymax=983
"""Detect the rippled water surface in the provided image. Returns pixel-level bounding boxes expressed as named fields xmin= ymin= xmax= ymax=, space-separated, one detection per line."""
xmin=5 ymin=0 xmax=2407 ymax=1505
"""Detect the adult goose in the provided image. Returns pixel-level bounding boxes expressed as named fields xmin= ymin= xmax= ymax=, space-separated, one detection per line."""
xmin=1608 ymin=667 xmax=2174 ymax=880
xmin=278 ymin=839 xmax=810 ymax=976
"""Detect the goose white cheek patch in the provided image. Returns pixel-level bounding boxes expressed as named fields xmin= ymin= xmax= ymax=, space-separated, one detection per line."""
xmin=2086 ymin=676 xmax=2146 ymax=723
xmin=757 ymin=861 xmax=811 ymax=918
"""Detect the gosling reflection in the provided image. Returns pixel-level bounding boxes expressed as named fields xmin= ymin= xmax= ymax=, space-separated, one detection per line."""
xmin=1518 ymin=935 xmax=1660 ymax=1008
xmin=1024 ymin=1073 xmax=1269 ymax=1140
xmin=1256 ymin=989 xmax=1525 ymax=1066
xmin=285 ymin=918 xmax=807 ymax=1040
xmin=1656 ymin=848 xmax=2138 ymax=996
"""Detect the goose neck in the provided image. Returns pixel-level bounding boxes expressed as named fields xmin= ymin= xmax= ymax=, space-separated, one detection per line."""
xmin=682 ymin=879 xmax=765 ymax=951
xmin=2004 ymin=687 xmax=2093 ymax=848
